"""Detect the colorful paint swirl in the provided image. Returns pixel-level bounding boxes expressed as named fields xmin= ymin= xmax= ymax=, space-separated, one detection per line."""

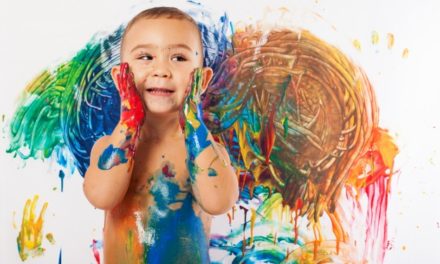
xmin=206 ymin=26 xmax=397 ymax=263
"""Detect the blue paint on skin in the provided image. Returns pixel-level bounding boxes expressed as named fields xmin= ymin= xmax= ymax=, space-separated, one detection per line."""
xmin=185 ymin=110 xmax=212 ymax=183
xmin=145 ymin=166 xmax=209 ymax=263
xmin=97 ymin=144 xmax=128 ymax=170
xmin=208 ymin=168 xmax=218 ymax=177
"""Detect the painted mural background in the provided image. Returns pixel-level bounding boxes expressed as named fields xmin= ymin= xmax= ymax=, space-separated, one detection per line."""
xmin=1 ymin=0 xmax=439 ymax=263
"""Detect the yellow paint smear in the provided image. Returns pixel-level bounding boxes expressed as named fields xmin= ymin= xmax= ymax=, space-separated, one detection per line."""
xmin=16 ymin=195 xmax=48 ymax=261
xmin=371 ymin=31 xmax=379 ymax=45
xmin=387 ymin=33 xmax=395 ymax=49
xmin=353 ymin=39 xmax=362 ymax=51
xmin=402 ymin=48 xmax=409 ymax=58
xmin=46 ymin=233 xmax=55 ymax=244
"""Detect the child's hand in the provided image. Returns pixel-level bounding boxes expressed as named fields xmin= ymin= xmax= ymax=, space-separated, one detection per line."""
xmin=180 ymin=68 xmax=205 ymax=130
xmin=117 ymin=63 xmax=145 ymax=130
xmin=181 ymin=68 xmax=213 ymax=182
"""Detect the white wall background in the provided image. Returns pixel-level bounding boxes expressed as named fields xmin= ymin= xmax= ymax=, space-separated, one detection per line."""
xmin=1 ymin=0 xmax=439 ymax=263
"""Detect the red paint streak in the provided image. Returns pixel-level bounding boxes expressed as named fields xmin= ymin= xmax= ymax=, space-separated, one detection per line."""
xmin=162 ymin=164 xmax=175 ymax=178
xmin=259 ymin=105 xmax=276 ymax=164
xmin=116 ymin=63 xmax=146 ymax=160
xmin=239 ymin=205 xmax=249 ymax=257
xmin=239 ymin=171 xmax=254 ymax=192
xmin=92 ymin=239 xmax=101 ymax=264
xmin=346 ymin=128 xmax=398 ymax=263
xmin=293 ymin=198 xmax=303 ymax=243
xmin=178 ymin=108 xmax=186 ymax=131
xmin=364 ymin=169 xmax=390 ymax=263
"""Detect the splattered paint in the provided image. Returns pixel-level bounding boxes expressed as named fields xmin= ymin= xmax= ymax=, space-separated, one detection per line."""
xmin=46 ymin=233 xmax=55 ymax=244
xmin=387 ymin=33 xmax=395 ymax=49
xmin=6 ymin=3 xmax=399 ymax=264
xmin=58 ymin=249 xmax=62 ymax=264
xmin=402 ymin=48 xmax=409 ymax=58
xmin=205 ymin=25 xmax=398 ymax=263
xmin=372 ymin=30 xmax=380 ymax=44
xmin=16 ymin=195 xmax=49 ymax=261
xmin=58 ymin=170 xmax=65 ymax=192
xmin=353 ymin=39 xmax=362 ymax=51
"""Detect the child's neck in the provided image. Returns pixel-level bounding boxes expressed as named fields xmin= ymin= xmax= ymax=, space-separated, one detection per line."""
xmin=140 ymin=112 xmax=183 ymax=142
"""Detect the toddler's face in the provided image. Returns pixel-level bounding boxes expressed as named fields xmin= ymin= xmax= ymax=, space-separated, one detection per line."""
xmin=117 ymin=18 xmax=210 ymax=115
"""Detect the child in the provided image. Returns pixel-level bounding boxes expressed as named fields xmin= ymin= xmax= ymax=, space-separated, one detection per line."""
xmin=83 ymin=7 xmax=239 ymax=264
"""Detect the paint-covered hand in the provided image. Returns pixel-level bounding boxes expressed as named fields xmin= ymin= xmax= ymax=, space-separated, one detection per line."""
xmin=117 ymin=63 xmax=145 ymax=130
xmin=180 ymin=68 xmax=205 ymax=130
xmin=181 ymin=68 xmax=212 ymax=182
xmin=96 ymin=63 xmax=144 ymax=171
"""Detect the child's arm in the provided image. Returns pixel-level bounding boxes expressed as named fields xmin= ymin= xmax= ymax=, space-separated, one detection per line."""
xmin=83 ymin=63 xmax=145 ymax=210
xmin=182 ymin=69 xmax=239 ymax=215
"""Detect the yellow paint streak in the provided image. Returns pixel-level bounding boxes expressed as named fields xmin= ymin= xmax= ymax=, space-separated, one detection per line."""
xmin=402 ymin=48 xmax=409 ymax=58
xmin=13 ymin=211 xmax=17 ymax=229
xmin=328 ymin=211 xmax=346 ymax=254
xmin=353 ymin=39 xmax=362 ymax=51
xmin=371 ymin=31 xmax=379 ymax=45
xmin=250 ymin=208 xmax=256 ymax=246
xmin=387 ymin=33 xmax=395 ymax=49
xmin=17 ymin=195 xmax=48 ymax=261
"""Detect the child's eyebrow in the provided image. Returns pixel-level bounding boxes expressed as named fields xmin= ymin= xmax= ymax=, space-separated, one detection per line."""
xmin=166 ymin=44 xmax=193 ymax=52
xmin=130 ymin=44 xmax=156 ymax=53
xmin=130 ymin=43 xmax=193 ymax=53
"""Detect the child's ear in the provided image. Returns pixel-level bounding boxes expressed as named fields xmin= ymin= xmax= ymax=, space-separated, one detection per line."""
xmin=201 ymin=67 xmax=213 ymax=93
xmin=111 ymin=65 xmax=121 ymax=90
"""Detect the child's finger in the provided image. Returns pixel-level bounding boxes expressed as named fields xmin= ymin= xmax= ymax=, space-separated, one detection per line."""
xmin=188 ymin=68 xmax=203 ymax=102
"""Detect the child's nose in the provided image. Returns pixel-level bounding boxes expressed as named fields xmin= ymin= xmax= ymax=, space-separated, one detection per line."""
xmin=152 ymin=61 xmax=171 ymax=78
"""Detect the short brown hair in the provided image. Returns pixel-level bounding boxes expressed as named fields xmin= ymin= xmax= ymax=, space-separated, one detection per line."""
xmin=121 ymin=7 xmax=202 ymax=55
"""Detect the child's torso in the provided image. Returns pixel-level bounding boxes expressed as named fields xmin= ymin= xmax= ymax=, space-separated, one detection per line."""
xmin=103 ymin=136 xmax=211 ymax=264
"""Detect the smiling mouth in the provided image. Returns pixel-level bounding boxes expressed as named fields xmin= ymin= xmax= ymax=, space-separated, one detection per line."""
xmin=145 ymin=88 xmax=175 ymax=95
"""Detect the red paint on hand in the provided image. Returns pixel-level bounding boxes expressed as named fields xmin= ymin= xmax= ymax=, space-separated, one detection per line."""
xmin=117 ymin=63 xmax=145 ymax=130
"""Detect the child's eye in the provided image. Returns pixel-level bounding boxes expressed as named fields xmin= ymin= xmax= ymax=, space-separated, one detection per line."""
xmin=171 ymin=55 xmax=187 ymax=62
xmin=137 ymin=53 xmax=153 ymax=60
